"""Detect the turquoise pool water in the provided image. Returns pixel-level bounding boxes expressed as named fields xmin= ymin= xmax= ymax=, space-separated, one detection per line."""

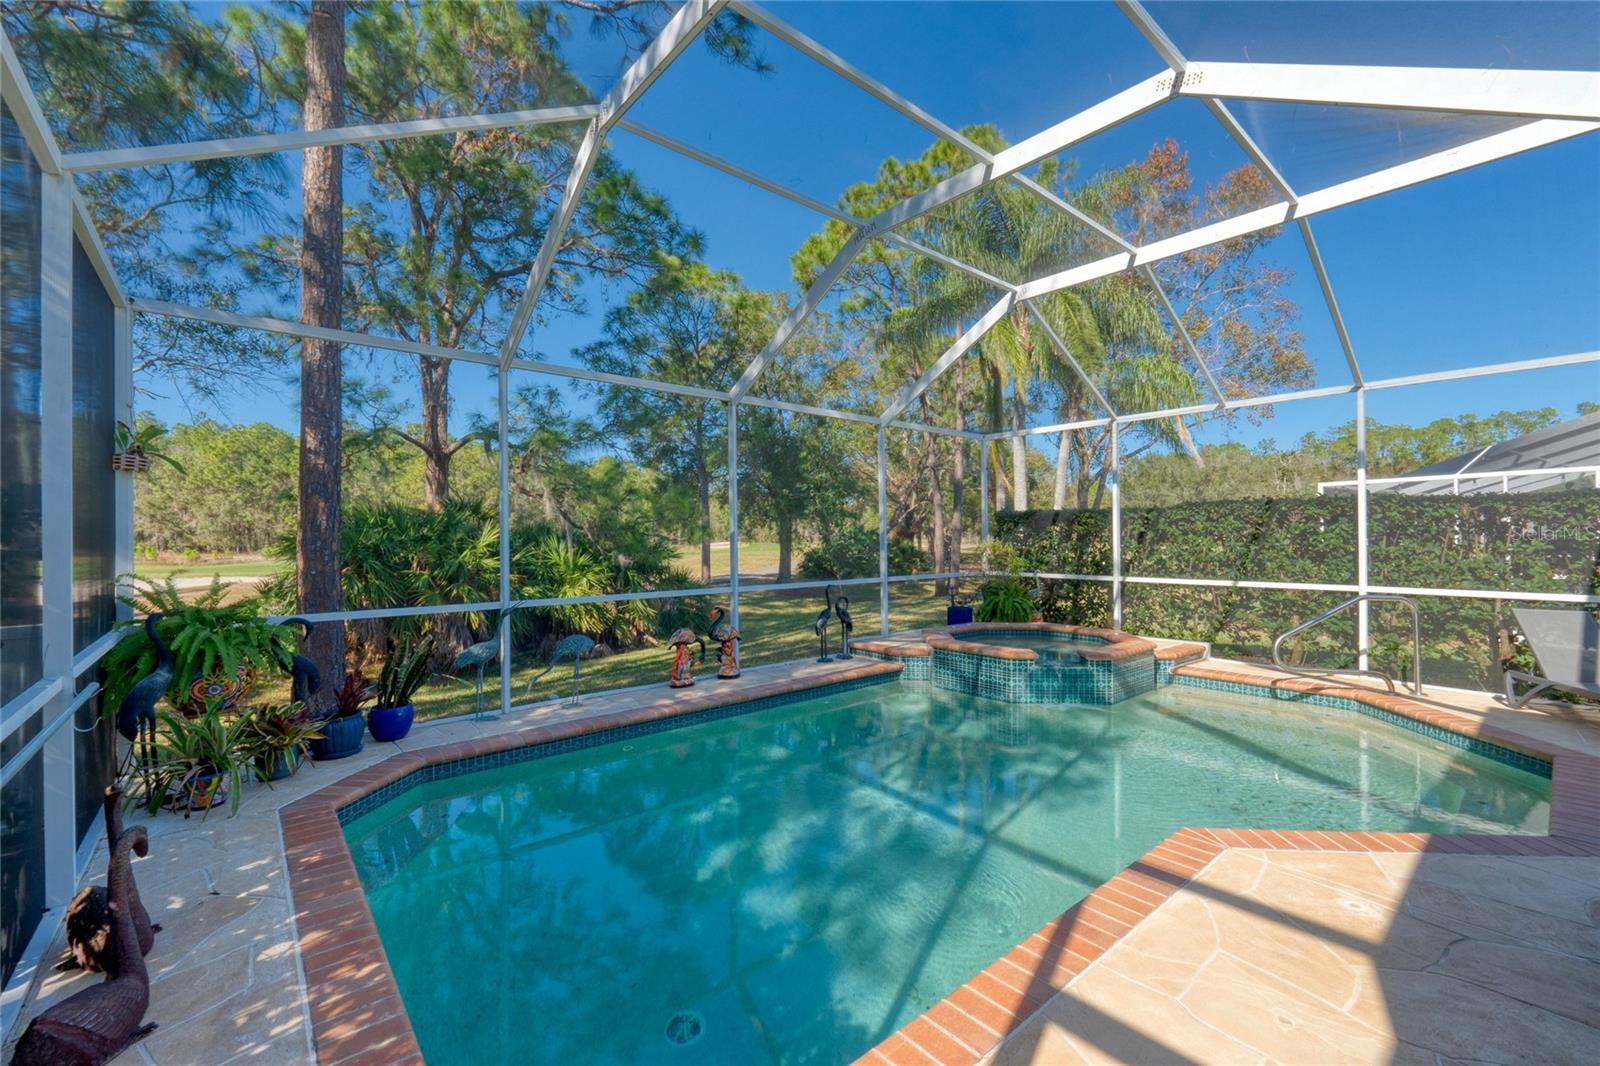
xmin=343 ymin=680 xmax=1550 ymax=1066
xmin=961 ymin=633 xmax=1095 ymax=662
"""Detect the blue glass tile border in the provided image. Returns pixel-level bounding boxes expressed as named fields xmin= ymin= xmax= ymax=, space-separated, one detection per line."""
xmin=1172 ymin=675 xmax=1553 ymax=779
xmin=336 ymin=672 xmax=899 ymax=825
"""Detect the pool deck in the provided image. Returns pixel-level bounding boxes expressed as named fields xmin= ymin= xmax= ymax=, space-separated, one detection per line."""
xmin=4 ymin=647 xmax=1597 ymax=1065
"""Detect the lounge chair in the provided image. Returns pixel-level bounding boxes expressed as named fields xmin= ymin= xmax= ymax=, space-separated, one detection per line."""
xmin=1504 ymin=607 xmax=1600 ymax=707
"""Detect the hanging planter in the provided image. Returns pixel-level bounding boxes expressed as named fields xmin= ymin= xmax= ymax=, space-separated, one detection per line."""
xmin=110 ymin=448 xmax=153 ymax=474
xmin=112 ymin=420 xmax=185 ymax=477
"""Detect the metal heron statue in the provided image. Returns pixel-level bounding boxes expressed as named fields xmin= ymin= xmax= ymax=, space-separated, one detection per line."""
xmin=525 ymin=634 xmax=595 ymax=705
xmin=455 ymin=610 xmax=512 ymax=720
xmin=813 ymin=587 xmax=835 ymax=662
xmin=834 ymin=593 xmax=854 ymax=660
xmin=115 ymin=614 xmax=170 ymax=777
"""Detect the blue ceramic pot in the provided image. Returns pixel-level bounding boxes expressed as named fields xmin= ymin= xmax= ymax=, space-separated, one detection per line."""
xmin=367 ymin=703 xmax=415 ymax=743
xmin=947 ymin=604 xmax=975 ymax=625
xmin=310 ymin=713 xmax=365 ymax=761
xmin=260 ymin=749 xmax=300 ymax=781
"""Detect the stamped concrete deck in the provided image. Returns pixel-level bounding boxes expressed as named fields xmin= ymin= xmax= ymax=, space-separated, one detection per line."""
xmin=6 ymin=649 xmax=1598 ymax=1066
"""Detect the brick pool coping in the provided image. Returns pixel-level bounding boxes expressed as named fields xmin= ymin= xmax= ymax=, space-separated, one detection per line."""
xmin=856 ymin=661 xmax=1600 ymax=1066
xmin=277 ymin=653 xmax=1600 ymax=1066
xmin=924 ymin=621 xmax=1161 ymax=663
xmin=278 ymin=659 xmax=905 ymax=1064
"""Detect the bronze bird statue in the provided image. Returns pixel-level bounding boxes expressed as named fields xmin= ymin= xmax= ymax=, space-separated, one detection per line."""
xmin=62 ymin=788 xmax=160 ymax=975
xmin=455 ymin=609 xmax=513 ymax=720
xmin=834 ymin=593 xmax=854 ymax=660
xmin=114 ymin=615 xmax=170 ymax=776
xmin=13 ymin=826 xmax=158 ymax=1064
xmin=813 ymin=587 xmax=835 ymax=663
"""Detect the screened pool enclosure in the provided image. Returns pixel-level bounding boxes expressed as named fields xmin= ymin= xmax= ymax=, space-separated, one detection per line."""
xmin=1 ymin=0 xmax=1597 ymax=1014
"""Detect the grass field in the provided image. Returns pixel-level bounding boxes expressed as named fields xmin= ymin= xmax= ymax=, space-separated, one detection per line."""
xmin=407 ymin=584 xmax=955 ymax=721
xmin=136 ymin=558 xmax=286 ymax=580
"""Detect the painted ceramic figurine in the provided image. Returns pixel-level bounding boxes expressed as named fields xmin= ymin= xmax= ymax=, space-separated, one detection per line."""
xmin=834 ymin=593 xmax=854 ymax=660
xmin=667 ymin=627 xmax=705 ymax=688
xmin=707 ymin=605 xmax=741 ymax=679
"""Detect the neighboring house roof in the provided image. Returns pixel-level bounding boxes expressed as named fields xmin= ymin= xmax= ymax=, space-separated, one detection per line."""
xmin=1382 ymin=410 xmax=1600 ymax=495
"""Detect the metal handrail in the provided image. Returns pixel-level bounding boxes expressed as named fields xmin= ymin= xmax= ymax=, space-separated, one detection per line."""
xmin=1272 ymin=594 xmax=1422 ymax=695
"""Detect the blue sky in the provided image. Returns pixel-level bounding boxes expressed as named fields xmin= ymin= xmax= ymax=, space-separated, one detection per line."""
xmin=130 ymin=1 xmax=1599 ymax=453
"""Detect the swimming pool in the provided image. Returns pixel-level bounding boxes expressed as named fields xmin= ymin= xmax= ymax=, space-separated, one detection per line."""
xmin=342 ymin=678 xmax=1550 ymax=1066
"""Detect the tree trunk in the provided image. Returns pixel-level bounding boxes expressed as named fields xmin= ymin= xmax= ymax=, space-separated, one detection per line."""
xmin=950 ymin=365 xmax=966 ymax=578
xmin=296 ymin=0 xmax=345 ymax=709
xmin=1010 ymin=384 xmax=1028 ymax=510
xmin=419 ymin=356 xmax=452 ymax=510
xmin=925 ymin=429 xmax=946 ymax=593
xmin=1053 ymin=431 xmax=1070 ymax=509
xmin=695 ymin=423 xmax=712 ymax=586
xmin=776 ymin=515 xmax=793 ymax=583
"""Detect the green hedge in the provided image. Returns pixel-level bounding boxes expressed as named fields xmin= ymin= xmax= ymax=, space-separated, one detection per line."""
xmin=995 ymin=488 xmax=1599 ymax=692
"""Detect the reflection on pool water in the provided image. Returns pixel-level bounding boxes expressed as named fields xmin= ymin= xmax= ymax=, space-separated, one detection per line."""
xmin=344 ymin=679 xmax=1550 ymax=1066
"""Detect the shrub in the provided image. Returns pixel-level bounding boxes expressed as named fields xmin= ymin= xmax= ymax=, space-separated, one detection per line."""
xmin=798 ymin=526 xmax=930 ymax=579
xmin=976 ymin=578 xmax=1035 ymax=623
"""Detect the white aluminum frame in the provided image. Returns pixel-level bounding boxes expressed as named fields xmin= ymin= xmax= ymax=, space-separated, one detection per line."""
xmin=3 ymin=7 xmax=1598 ymax=1031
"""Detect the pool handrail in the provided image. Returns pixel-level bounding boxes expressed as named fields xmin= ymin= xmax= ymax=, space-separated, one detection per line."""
xmin=1272 ymin=594 xmax=1423 ymax=695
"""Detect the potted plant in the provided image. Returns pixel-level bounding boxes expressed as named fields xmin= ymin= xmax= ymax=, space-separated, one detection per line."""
xmin=102 ymin=578 xmax=299 ymax=717
xmin=143 ymin=704 xmax=250 ymax=817
xmin=311 ymin=670 xmax=371 ymax=761
xmin=244 ymin=701 xmax=323 ymax=781
xmin=368 ymin=636 xmax=435 ymax=742
xmin=111 ymin=420 xmax=185 ymax=475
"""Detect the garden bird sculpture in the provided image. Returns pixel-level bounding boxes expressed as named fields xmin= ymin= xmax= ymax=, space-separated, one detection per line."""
xmin=13 ymin=826 xmax=158 ymax=1064
xmin=455 ymin=610 xmax=512 ymax=721
xmin=115 ymin=614 xmax=170 ymax=776
xmin=525 ymin=634 xmax=595 ymax=705
xmin=813 ymin=587 xmax=835 ymax=662
xmin=63 ymin=788 xmax=160 ymax=975
xmin=281 ymin=617 xmax=322 ymax=706
xmin=834 ymin=594 xmax=854 ymax=660
xmin=707 ymin=605 xmax=741 ymax=679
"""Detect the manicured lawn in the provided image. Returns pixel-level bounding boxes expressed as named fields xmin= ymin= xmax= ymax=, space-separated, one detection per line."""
xmin=137 ymin=558 xmax=286 ymax=579
xmin=409 ymin=584 xmax=956 ymax=721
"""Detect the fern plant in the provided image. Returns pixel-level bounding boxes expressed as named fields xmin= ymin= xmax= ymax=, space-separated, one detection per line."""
xmin=976 ymin=578 xmax=1036 ymax=623
xmin=373 ymin=636 xmax=436 ymax=709
xmin=101 ymin=576 xmax=298 ymax=712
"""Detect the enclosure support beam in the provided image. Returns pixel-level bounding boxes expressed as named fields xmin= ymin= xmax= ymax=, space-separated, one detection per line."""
xmin=617 ymin=120 xmax=1010 ymax=292
xmin=878 ymin=427 xmax=890 ymax=636
xmin=1119 ymin=3 xmax=1368 ymax=390
xmin=727 ymin=402 xmax=741 ymax=630
xmin=1178 ymin=61 xmax=1600 ymax=122
xmin=1024 ymin=302 xmax=1116 ymax=417
xmin=732 ymin=232 xmax=867 ymax=400
xmin=880 ymin=294 xmax=1015 ymax=424
xmin=58 ymin=105 xmax=602 ymax=172
xmin=1016 ymin=118 xmax=1598 ymax=302
xmin=38 ymin=170 xmax=77 ymax=913
xmin=496 ymin=0 xmax=727 ymax=370
xmin=1355 ymin=388 xmax=1370 ymax=671
xmin=1142 ymin=266 xmax=1227 ymax=407
xmin=129 ymin=297 xmax=731 ymax=401
xmin=497 ymin=367 xmax=513 ymax=716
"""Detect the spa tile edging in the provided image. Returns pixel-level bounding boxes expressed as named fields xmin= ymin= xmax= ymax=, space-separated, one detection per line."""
xmin=924 ymin=623 xmax=1159 ymax=704
xmin=280 ymin=660 xmax=904 ymax=1064
xmin=855 ymin=669 xmax=1600 ymax=1066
